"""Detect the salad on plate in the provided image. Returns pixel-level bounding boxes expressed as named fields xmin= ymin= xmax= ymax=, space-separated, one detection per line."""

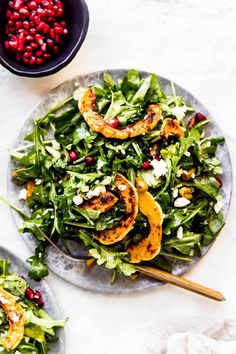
xmin=10 ymin=69 xmax=225 ymax=282
xmin=0 ymin=258 xmax=65 ymax=353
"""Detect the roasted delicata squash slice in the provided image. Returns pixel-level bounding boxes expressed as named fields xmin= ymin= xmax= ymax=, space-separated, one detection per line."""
xmin=79 ymin=88 xmax=162 ymax=139
xmin=127 ymin=178 xmax=163 ymax=263
xmin=160 ymin=118 xmax=185 ymax=140
xmin=95 ymin=174 xmax=138 ymax=245
xmin=82 ymin=192 xmax=118 ymax=213
xmin=0 ymin=288 xmax=25 ymax=351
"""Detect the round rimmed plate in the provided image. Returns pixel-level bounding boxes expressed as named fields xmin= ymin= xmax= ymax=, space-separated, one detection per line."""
xmin=8 ymin=69 xmax=232 ymax=294
xmin=0 ymin=246 xmax=65 ymax=353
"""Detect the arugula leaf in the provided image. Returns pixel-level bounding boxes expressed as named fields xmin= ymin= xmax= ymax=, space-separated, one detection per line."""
xmin=163 ymin=231 xmax=202 ymax=255
xmin=27 ymin=245 xmax=49 ymax=282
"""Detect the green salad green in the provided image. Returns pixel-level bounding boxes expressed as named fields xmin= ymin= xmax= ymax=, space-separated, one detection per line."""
xmin=0 ymin=258 xmax=65 ymax=353
xmin=10 ymin=69 xmax=225 ymax=281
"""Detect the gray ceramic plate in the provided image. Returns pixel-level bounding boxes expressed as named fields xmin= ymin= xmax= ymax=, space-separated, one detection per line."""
xmin=8 ymin=69 xmax=232 ymax=294
xmin=0 ymin=246 xmax=65 ymax=353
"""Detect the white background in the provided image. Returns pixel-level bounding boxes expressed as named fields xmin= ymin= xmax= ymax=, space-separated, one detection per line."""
xmin=0 ymin=0 xmax=236 ymax=353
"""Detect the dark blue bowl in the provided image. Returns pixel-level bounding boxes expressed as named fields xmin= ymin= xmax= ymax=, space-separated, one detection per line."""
xmin=0 ymin=0 xmax=89 ymax=77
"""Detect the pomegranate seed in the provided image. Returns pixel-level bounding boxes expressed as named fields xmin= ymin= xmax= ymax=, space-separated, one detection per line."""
xmin=33 ymin=290 xmax=41 ymax=300
xmin=85 ymin=156 xmax=95 ymax=166
xmin=44 ymin=53 xmax=51 ymax=59
xmin=69 ymin=151 xmax=78 ymax=161
xmin=31 ymin=42 xmax=38 ymax=49
xmin=12 ymin=11 xmax=20 ymax=20
xmin=29 ymin=56 xmax=36 ymax=64
xmin=141 ymin=161 xmax=150 ymax=169
xmin=28 ymin=1 xmax=37 ymax=10
xmin=9 ymin=40 xmax=18 ymax=49
xmin=195 ymin=112 xmax=206 ymax=121
xmin=53 ymin=45 xmax=59 ymax=54
xmin=19 ymin=7 xmax=30 ymax=17
xmin=37 ymin=8 xmax=47 ymax=17
xmin=23 ymin=51 xmax=32 ymax=58
xmin=23 ymin=57 xmax=29 ymax=64
xmin=107 ymin=117 xmax=119 ymax=128
xmin=60 ymin=20 xmax=66 ymax=27
xmin=15 ymin=20 xmax=22 ymax=29
xmin=62 ymin=28 xmax=68 ymax=35
xmin=23 ymin=20 xmax=30 ymax=29
xmin=41 ymin=43 xmax=46 ymax=51
xmin=35 ymin=50 xmax=43 ymax=57
xmin=7 ymin=19 xmax=15 ymax=27
xmin=29 ymin=27 xmax=37 ymax=35
xmin=56 ymin=8 xmax=64 ymax=17
xmin=26 ymin=35 xmax=34 ymax=41
xmin=54 ymin=25 xmax=62 ymax=34
xmin=56 ymin=1 xmax=64 ymax=9
xmin=54 ymin=34 xmax=60 ymax=43
xmin=46 ymin=38 xmax=53 ymax=47
xmin=153 ymin=156 xmax=160 ymax=161
xmin=36 ymin=58 xmax=43 ymax=65
xmin=46 ymin=9 xmax=54 ymax=17
xmin=29 ymin=11 xmax=37 ymax=21
xmin=4 ymin=41 xmax=10 ymax=50
xmin=42 ymin=23 xmax=50 ymax=33
xmin=14 ymin=0 xmax=24 ymax=10
xmin=35 ymin=34 xmax=44 ymax=45
xmin=216 ymin=177 xmax=223 ymax=188
xmin=49 ymin=28 xmax=55 ymax=38
xmin=6 ymin=10 xmax=13 ymax=18
xmin=25 ymin=45 xmax=32 ymax=51
xmin=34 ymin=15 xmax=41 ymax=25
xmin=25 ymin=287 xmax=35 ymax=300
xmin=35 ymin=298 xmax=44 ymax=307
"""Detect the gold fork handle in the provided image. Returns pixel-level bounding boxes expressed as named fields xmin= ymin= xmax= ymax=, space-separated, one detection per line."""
xmin=136 ymin=265 xmax=225 ymax=302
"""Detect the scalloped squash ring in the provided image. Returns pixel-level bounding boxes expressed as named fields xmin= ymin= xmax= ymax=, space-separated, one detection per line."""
xmin=79 ymin=87 xmax=162 ymax=139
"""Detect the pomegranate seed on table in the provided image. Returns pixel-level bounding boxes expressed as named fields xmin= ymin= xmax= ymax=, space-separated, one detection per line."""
xmin=25 ymin=287 xmax=35 ymax=300
xmin=4 ymin=0 xmax=68 ymax=66
xmin=85 ymin=156 xmax=95 ymax=166
xmin=69 ymin=151 xmax=78 ymax=161
xmin=107 ymin=117 xmax=120 ymax=128
xmin=141 ymin=161 xmax=151 ymax=169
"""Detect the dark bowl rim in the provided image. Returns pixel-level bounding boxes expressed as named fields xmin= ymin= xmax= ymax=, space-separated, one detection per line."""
xmin=0 ymin=0 xmax=89 ymax=78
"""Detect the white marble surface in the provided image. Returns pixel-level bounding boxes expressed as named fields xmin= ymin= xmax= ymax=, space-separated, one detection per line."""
xmin=0 ymin=0 xmax=236 ymax=353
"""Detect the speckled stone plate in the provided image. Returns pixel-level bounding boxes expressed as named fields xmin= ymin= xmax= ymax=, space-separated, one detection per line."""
xmin=0 ymin=246 xmax=65 ymax=353
xmin=8 ymin=69 xmax=232 ymax=294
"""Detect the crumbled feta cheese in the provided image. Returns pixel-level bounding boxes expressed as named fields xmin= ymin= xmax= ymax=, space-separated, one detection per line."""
xmin=10 ymin=312 xmax=20 ymax=323
xmin=86 ymin=186 xmax=106 ymax=199
xmin=73 ymin=195 xmax=83 ymax=206
xmin=74 ymin=81 xmax=79 ymax=87
xmin=214 ymin=201 xmax=223 ymax=214
xmin=172 ymin=189 xmax=179 ymax=199
xmin=191 ymin=173 xmax=196 ymax=179
xmin=176 ymin=169 xmax=185 ymax=178
xmin=97 ymin=159 xmax=106 ymax=170
xmin=177 ymin=226 xmax=183 ymax=239
xmin=174 ymin=197 xmax=191 ymax=208
xmin=184 ymin=151 xmax=191 ymax=157
xmin=15 ymin=351 xmax=22 ymax=354
xmin=121 ymin=149 xmax=126 ymax=155
xmin=205 ymin=141 xmax=211 ymax=148
xmin=35 ymin=178 xmax=42 ymax=185
xmin=171 ymin=106 xmax=187 ymax=121
xmin=52 ymin=140 xmax=60 ymax=150
xmin=102 ymin=176 xmax=112 ymax=185
xmin=118 ymin=184 xmax=126 ymax=191
xmin=81 ymin=184 xmax=89 ymax=193
xmin=18 ymin=188 xmax=27 ymax=200
xmin=73 ymin=87 xmax=86 ymax=101
xmin=150 ymin=159 xmax=168 ymax=178
xmin=59 ymin=180 xmax=63 ymax=184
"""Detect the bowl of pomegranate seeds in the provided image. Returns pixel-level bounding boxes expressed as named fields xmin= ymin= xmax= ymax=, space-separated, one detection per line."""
xmin=0 ymin=0 xmax=89 ymax=77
